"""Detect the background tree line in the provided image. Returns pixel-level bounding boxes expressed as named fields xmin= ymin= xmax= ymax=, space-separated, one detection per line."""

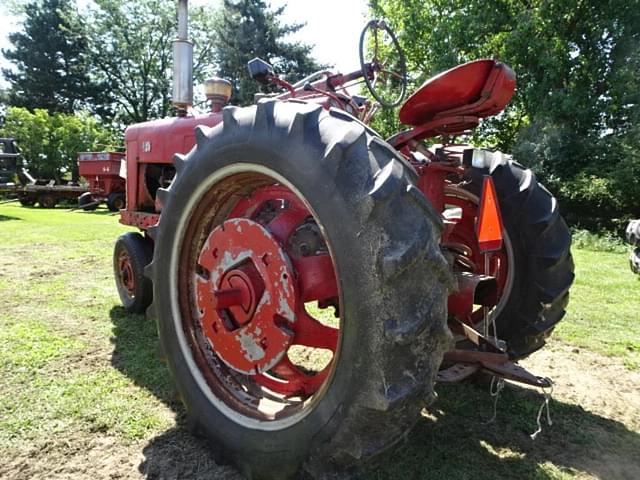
xmin=0 ymin=0 xmax=321 ymax=178
xmin=372 ymin=0 xmax=640 ymax=231
xmin=1 ymin=0 xmax=638 ymax=231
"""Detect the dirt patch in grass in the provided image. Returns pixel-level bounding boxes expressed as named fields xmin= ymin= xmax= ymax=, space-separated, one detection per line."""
xmin=0 ymin=430 xmax=243 ymax=480
xmin=522 ymin=342 xmax=640 ymax=431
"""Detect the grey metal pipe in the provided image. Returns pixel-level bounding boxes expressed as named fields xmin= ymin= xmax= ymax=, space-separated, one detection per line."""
xmin=177 ymin=0 xmax=188 ymax=40
xmin=173 ymin=0 xmax=193 ymax=110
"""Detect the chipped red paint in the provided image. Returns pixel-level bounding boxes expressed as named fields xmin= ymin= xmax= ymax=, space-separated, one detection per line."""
xmin=117 ymin=250 xmax=135 ymax=297
xmin=119 ymin=210 xmax=160 ymax=230
xmin=200 ymin=183 xmax=341 ymax=397
xmin=196 ymin=218 xmax=297 ymax=375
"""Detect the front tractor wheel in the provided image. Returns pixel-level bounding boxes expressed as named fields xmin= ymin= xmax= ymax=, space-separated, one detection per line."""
xmin=113 ymin=232 xmax=153 ymax=314
xmin=148 ymin=100 xmax=452 ymax=478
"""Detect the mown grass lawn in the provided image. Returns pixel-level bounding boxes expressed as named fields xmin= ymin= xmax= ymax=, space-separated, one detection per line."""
xmin=0 ymin=202 xmax=638 ymax=480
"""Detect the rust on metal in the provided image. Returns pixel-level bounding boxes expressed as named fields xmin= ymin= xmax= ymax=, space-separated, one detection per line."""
xmin=196 ymin=217 xmax=297 ymax=375
xmin=443 ymin=349 xmax=508 ymax=365
xmin=481 ymin=362 xmax=552 ymax=388
xmin=436 ymin=363 xmax=480 ymax=383
xmin=448 ymin=271 xmax=497 ymax=321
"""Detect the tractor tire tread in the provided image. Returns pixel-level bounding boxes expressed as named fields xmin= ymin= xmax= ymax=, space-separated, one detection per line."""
xmin=149 ymin=100 xmax=451 ymax=479
xmin=466 ymin=156 xmax=574 ymax=359
xmin=113 ymin=232 xmax=153 ymax=314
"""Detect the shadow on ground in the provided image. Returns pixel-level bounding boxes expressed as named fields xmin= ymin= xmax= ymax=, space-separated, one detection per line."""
xmin=110 ymin=306 xmax=640 ymax=479
xmin=0 ymin=213 xmax=21 ymax=221
xmin=73 ymin=208 xmax=119 ymax=216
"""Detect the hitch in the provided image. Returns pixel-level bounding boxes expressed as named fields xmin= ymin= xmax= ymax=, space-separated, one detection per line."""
xmin=438 ymin=320 xmax=551 ymax=389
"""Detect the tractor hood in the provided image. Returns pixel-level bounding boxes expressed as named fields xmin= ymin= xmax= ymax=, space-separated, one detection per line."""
xmin=124 ymin=113 xmax=222 ymax=164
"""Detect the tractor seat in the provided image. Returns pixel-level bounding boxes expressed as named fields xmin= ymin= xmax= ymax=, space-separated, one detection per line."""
xmin=399 ymin=60 xmax=516 ymax=127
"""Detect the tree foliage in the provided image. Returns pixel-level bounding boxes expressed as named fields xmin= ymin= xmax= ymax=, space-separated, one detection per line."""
xmin=84 ymin=0 xmax=218 ymax=125
xmin=1 ymin=0 xmax=101 ymax=114
xmin=213 ymin=0 xmax=325 ymax=106
xmin=3 ymin=0 xmax=326 ymax=123
xmin=0 ymin=107 xmax=116 ymax=182
xmin=372 ymin=0 xmax=640 ymax=229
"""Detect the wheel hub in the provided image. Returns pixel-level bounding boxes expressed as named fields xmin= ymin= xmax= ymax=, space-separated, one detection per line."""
xmin=118 ymin=252 xmax=135 ymax=296
xmin=195 ymin=218 xmax=297 ymax=375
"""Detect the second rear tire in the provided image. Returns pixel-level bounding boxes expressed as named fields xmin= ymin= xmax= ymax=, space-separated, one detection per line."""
xmin=464 ymin=157 xmax=574 ymax=358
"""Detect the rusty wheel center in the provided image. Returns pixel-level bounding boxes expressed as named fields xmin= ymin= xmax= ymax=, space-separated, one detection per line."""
xmin=118 ymin=252 xmax=135 ymax=295
xmin=195 ymin=218 xmax=297 ymax=375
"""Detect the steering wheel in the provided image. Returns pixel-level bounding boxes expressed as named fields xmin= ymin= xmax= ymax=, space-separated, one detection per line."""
xmin=359 ymin=19 xmax=407 ymax=108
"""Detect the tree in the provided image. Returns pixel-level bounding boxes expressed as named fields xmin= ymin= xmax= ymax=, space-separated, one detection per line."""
xmin=84 ymin=0 xmax=218 ymax=125
xmin=2 ymin=0 xmax=101 ymax=114
xmin=0 ymin=107 xmax=116 ymax=182
xmin=213 ymin=0 xmax=325 ymax=106
xmin=372 ymin=0 xmax=640 ymax=229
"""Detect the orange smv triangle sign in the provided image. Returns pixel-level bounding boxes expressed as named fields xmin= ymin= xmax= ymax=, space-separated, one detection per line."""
xmin=477 ymin=175 xmax=504 ymax=253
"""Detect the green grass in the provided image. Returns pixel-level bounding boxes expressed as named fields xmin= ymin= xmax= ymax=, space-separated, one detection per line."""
xmin=0 ymin=202 xmax=638 ymax=479
xmin=0 ymin=203 xmax=174 ymax=450
xmin=557 ymin=249 xmax=639 ymax=370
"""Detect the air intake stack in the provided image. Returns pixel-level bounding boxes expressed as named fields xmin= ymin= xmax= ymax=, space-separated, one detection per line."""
xmin=173 ymin=0 xmax=193 ymax=114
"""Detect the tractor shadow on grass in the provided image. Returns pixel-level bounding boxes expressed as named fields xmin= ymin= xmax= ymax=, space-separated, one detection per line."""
xmin=109 ymin=306 xmax=242 ymax=479
xmin=109 ymin=305 xmax=640 ymax=479
xmin=366 ymin=380 xmax=640 ymax=480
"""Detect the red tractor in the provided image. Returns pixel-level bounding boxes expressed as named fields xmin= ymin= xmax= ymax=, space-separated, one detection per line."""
xmin=112 ymin=2 xmax=574 ymax=478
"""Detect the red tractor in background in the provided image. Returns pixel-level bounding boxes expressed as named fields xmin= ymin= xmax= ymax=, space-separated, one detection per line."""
xmin=111 ymin=2 xmax=574 ymax=478
xmin=77 ymin=152 xmax=127 ymax=211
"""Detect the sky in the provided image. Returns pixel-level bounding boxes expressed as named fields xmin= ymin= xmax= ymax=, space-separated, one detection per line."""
xmin=0 ymin=0 xmax=369 ymax=87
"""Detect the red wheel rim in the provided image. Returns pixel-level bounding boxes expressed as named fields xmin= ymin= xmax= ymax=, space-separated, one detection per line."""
xmin=178 ymin=172 xmax=341 ymax=421
xmin=445 ymin=186 xmax=512 ymax=328
xmin=118 ymin=251 xmax=136 ymax=297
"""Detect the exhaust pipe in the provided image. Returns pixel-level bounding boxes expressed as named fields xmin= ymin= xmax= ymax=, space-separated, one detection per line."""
xmin=173 ymin=0 xmax=193 ymax=113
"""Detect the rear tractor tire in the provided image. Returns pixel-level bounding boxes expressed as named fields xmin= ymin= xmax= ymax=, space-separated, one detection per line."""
xmin=147 ymin=100 xmax=453 ymax=479
xmin=456 ymin=158 xmax=575 ymax=358
xmin=113 ymin=232 xmax=153 ymax=314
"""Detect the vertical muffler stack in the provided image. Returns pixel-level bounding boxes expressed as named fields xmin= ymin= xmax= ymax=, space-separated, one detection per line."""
xmin=173 ymin=0 xmax=193 ymax=114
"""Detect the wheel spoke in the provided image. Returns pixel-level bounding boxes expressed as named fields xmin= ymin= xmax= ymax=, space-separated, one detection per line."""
xmin=380 ymin=68 xmax=404 ymax=80
xmin=257 ymin=355 xmax=331 ymax=397
xmin=267 ymin=207 xmax=309 ymax=244
xmin=271 ymin=355 xmax=303 ymax=379
xmin=293 ymin=307 xmax=339 ymax=351
xmin=293 ymin=254 xmax=338 ymax=302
